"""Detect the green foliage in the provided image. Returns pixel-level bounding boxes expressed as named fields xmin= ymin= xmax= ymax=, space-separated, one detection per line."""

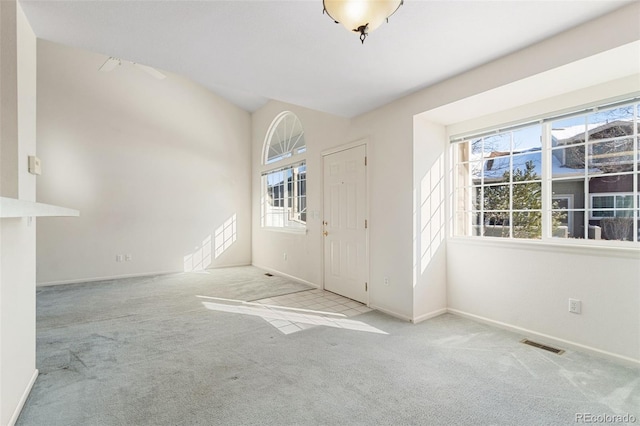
xmin=483 ymin=160 xmax=565 ymax=238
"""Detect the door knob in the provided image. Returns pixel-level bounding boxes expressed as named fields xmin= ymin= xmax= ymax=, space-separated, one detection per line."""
xmin=323 ymin=231 xmax=328 ymax=236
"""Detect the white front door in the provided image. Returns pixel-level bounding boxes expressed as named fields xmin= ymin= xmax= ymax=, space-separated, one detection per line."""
xmin=323 ymin=144 xmax=368 ymax=303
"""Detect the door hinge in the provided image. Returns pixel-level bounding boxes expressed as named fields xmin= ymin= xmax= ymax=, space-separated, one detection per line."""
xmin=364 ymin=156 xmax=367 ymax=166
xmin=365 ymin=219 xmax=368 ymax=229
xmin=365 ymin=282 xmax=368 ymax=292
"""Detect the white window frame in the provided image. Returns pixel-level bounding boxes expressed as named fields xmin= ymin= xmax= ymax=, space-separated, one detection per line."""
xmin=589 ymin=193 xmax=638 ymax=219
xmin=452 ymin=97 xmax=639 ymax=247
xmin=261 ymin=111 xmax=307 ymax=232
xmin=552 ymin=194 xmax=573 ymax=236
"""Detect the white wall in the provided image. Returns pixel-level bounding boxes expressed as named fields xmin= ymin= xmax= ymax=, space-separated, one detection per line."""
xmin=251 ymin=100 xmax=350 ymax=287
xmin=441 ymin=74 xmax=640 ymax=363
xmin=251 ymin=100 xmax=419 ymax=321
xmin=36 ymin=41 xmax=252 ymax=285
xmin=412 ymin=117 xmax=448 ymax=322
xmin=0 ymin=2 xmax=38 ymax=424
xmin=345 ymin=106 xmax=416 ymax=319
xmin=251 ymin=2 xmax=640 ymax=360
xmin=448 ymin=240 xmax=640 ymax=362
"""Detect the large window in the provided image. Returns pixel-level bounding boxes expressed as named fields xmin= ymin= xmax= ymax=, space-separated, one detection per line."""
xmin=454 ymin=98 xmax=639 ymax=245
xmin=262 ymin=112 xmax=307 ymax=230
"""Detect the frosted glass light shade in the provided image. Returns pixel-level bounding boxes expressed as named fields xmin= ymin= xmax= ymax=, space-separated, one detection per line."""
xmin=323 ymin=0 xmax=402 ymax=34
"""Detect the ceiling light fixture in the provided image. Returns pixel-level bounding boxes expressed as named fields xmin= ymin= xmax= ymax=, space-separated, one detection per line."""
xmin=323 ymin=0 xmax=403 ymax=44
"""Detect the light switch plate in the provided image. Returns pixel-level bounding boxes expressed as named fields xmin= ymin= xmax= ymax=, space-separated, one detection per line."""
xmin=28 ymin=156 xmax=41 ymax=175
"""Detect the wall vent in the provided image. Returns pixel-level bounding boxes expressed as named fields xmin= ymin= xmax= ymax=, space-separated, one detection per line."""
xmin=521 ymin=339 xmax=565 ymax=355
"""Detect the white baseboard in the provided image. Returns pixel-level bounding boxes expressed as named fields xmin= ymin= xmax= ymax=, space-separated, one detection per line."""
xmin=447 ymin=308 xmax=640 ymax=367
xmin=206 ymin=262 xmax=252 ymax=270
xmin=8 ymin=369 xmax=38 ymax=426
xmin=412 ymin=308 xmax=448 ymax=324
xmin=37 ymin=270 xmax=180 ymax=287
xmin=36 ymin=263 xmax=253 ymax=287
xmin=251 ymin=263 xmax=319 ymax=289
xmin=369 ymin=304 xmax=412 ymax=322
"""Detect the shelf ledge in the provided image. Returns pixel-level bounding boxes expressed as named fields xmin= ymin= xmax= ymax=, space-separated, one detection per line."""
xmin=0 ymin=197 xmax=79 ymax=218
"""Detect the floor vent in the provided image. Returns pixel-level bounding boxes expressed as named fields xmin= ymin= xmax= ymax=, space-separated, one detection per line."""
xmin=264 ymin=273 xmax=273 ymax=277
xmin=521 ymin=339 xmax=565 ymax=355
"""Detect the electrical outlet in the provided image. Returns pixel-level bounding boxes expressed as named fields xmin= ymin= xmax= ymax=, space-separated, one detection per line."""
xmin=384 ymin=276 xmax=390 ymax=286
xmin=283 ymin=252 xmax=287 ymax=261
xmin=569 ymin=298 xmax=581 ymax=314
xmin=125 ymin=254 xmax=132 ymax=262
xmin=116 ymin=254 xmax=123 ymax=262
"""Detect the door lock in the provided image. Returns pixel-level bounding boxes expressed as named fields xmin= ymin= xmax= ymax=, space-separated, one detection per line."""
xmin=323 ymin=231 xmax=328 ymax=236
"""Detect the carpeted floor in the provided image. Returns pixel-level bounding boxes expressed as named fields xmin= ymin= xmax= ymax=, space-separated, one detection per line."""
xmin=17 ymin=266 xmax=640 ymax=425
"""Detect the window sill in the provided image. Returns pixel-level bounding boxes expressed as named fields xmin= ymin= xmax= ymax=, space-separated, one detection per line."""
xmin=261 ymin=226 xmax=307 ymax=235
xmin=448 ymin=235 xmax=640 ymax=259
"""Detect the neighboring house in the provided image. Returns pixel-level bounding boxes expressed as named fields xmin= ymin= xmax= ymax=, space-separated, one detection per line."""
xmin=265 ymin=168 xmax=307 ymax=224
xmin=473 ymin=119 xmax=638 ymax=240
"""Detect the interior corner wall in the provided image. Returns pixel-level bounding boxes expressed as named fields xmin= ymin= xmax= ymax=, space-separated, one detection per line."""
xmin=250 ymin=101 xmax=350 ymax=287
xmin=251 ymin=2 xmax=640 ymax=324
xmin=412 ymin=117 xmax=447 ymax=322
xmin=251 ymin=99 xmax=417 ymax=321
xmin=346 ymin=108 xmax=415 ymax=320
xmin=448 ymin=241 xmax=640 ymax=362
xmin=36 ymin=41 xmax=252 ymax=285
xmin=0 ymin=2 xmax=38 ymax=424
xmin=444 ymin=76 xmax=640 ymax=363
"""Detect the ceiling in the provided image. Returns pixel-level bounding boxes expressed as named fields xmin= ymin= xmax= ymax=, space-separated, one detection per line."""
xmin=19 ymin=0 xmax=633 ymax=118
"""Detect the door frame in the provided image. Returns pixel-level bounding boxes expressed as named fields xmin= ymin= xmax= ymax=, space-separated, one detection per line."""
xmin=552 ymin=194 xmax=574 ymax=236
xmin=321 ymin=138 xmax=370 ymax=306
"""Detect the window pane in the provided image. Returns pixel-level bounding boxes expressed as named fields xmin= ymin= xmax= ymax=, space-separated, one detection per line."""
xmin=483 ymin=184 xmax=509 ymax=211
xmin=588 ymin=138 xmax=634 ymax=174
xmin=295 ymin=163 xmax=307 ymax=223
xmin=454 ymin=100 xmax=638 ymax=245
xmin=483 ymin=133 xmax=511 ymax=154
xmin=592 ymin=209 xmax=614 ymax=218
xmin=482 ymin=212 xmax=510 ymax=238
xmin=587 ymin=106 xmax=634 ymax=140
xmin=483 ymin=159 xmax=510 ymax=183
xmin=551 ymin=207 xmax=569 ymax=238
xmin=265 ymin=112 xmax=305 ymax=164
xmin=513 ymin=126 xmax=542 ymax=151
xmin=552 ymin=181 xmax=584 ymax=209
xmin=471 ymin=186 xmax=481 ymax=211
xmin=592 ymin=196 xmax=614 ymax=209
xmin=513 ymin=211 xmax=542 ymax=239
xmin=616 ymin=195 xmax=633 ymax=208
xmin=551 ymin=210 xmax=586 ymax=239
xmin=468 ymin=138 xmax=483 ymax=161
xmin=511 ymin=153 xmax=542 ymax=182
xmin=512 ymin=182 xmax=541 ymax=210
xmin=455 ymin=211 xmax=482 ymax=236
xmin=599 ymin=217 xmax=635 ymax=241
xmin=552 ymin=116 xmax=586 ymax=146
xmin=262 ymin=162 xmax=306 ymax=229
xmin=615 ymin=210 xmax=633 ymax=218
xmin=588 ymin=174 xmax=633 ymax=194
xmin=456 ymin=162 xmax=481 ymax=187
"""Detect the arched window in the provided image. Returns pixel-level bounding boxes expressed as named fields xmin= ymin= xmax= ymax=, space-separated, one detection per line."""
xmin=261 ymin=112 xmax=307 ymax=229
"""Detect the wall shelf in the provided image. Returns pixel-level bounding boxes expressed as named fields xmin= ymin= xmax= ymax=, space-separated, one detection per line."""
xmin=0 ymin=197 xmax=79 ymax=218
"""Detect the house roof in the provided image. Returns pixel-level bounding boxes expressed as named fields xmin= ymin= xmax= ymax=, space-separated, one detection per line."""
xmin=474 ymin=147 xmax=597 ymax=183
xmin=555 ymin=120 xmax=636 ymax=145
